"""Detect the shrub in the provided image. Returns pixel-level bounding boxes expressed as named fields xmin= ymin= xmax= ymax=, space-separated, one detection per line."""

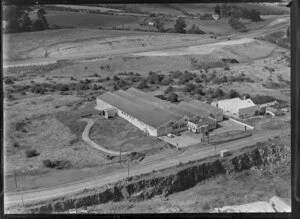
xmin=13 ymin=142 xmax=20 ymax=148
xmin=136 ymin=79 xmax=148 ymax=89
xmin=42 ymin=159 xmax=72 ymax=169
xmin=183 ymin=83 xmax=196 ymax=93
xmin=4 ymin=78 xmax=14 ymax=85
xmin=16 ymin=121 xmax=26 ymax=132
xmin=167 ymin=92 xmax=178 ymax=103
xmin=228 ymin=89 xmax=240 ymax=98
xmin=25 ymin=149 xmax=40 ymax=158
xmin=164 ymin=86 xmax=174 ymax=94
xmin=228 ymin=17 xmax=247 ymax=32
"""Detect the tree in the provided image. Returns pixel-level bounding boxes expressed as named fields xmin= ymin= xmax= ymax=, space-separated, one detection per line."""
xmin=174 ymin=18 xmax=186 ymax=34
xmin=20 ymin=13 xmax=32 ymax=32
xmin=188 ymin=24 xmax=205 ymax=34
xmin=37 ymin=8 xmax=46 ymax=19
xmin=248 ymin=9 xmax=261 ymax=22
xmin=214 ymin=5 xmax=221 ymax=16
xmin=183 ymin=83 xmax=196 ymax=93
xmin=228 ymin=16 xmax=247 ymax=32
xmin=137 ymin=79 xmax=148 ymax=89
xmin=164 ymin=86 xmax=174 ymax=94
xmin=228 ymin=89 xmax=240 ymax=98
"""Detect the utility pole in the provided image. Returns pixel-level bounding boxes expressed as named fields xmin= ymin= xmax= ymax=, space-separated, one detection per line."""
xmin=13 ymin=169 xmax=24 ymax=211
xmin=119 ymin=145 xmax=122 ymax=165
xmin=127 ymin=159 xmax=130 ymax=177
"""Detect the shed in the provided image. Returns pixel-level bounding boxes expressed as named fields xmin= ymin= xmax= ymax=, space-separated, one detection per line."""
xmin=104 ymin=108 xmax=117 ymax=119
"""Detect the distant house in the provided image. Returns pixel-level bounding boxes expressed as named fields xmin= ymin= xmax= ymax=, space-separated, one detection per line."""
xmin=212 ymin=97 xmax=259 ymax=119
xmin=212 ymin=14 xmax=220 ymax=20
xmin=265 ymin=106 xmax=284 ymax=117
xmin=148 ymin=21 xmax=155 ymax=26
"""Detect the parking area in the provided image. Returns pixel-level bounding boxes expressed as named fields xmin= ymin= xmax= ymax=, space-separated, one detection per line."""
xmin=212 ymin=119 xmax=247 ymax=135
xmin=159 ymin=119 xmax=249 ymax=148
xmin=159 ymin=131 xmax=202 ymax=148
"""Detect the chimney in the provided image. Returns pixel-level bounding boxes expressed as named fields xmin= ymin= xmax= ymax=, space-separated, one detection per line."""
xmin=243 ymin=95 xmax=246 ymax=100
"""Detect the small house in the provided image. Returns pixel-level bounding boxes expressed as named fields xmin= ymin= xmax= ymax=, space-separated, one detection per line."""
xmin=265 ymin=107 xmax=284 ymax=117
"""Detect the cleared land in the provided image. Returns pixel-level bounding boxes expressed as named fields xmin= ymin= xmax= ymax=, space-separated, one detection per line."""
xmin=89 ymin=117 xmax=168 ymax=154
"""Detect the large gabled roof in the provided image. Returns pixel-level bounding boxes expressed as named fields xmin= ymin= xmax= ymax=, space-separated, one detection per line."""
xmin=98 ymin=88 xmax=221 ymax=129
xmin=98 ymin=91 xmax=182 ymax=128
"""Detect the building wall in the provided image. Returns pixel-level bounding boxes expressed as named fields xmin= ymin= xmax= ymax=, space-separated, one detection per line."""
xmin=97 ymin=98 xmax=158 ymax=136
xmin=157 ymin=118 xmax=187 ymax=136
xmin=238 ymin=105 xmax=260 ymax=119
xmin=117 ymin=110 xmax=158 ymax=136
xmin=210 ymin=110 xmax=223 ymax=122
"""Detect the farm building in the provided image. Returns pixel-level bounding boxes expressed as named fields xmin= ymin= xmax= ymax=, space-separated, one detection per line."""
xmin=96 ymin=88 xmax=221 ymax=137
xmin=212 ymin=97 xmax=259 ymax=119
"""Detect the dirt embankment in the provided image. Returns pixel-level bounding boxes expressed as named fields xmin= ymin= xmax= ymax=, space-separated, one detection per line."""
xmin=16 ymin=143 xmax=290 ymax=213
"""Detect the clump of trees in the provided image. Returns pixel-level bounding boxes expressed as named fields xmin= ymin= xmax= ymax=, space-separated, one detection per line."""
xmin=228 ymin=17 xmax=247 ymax=32
xmin=187 ymin=24 xmax=205 ymax=34
xmin=214 ymin=4 xmax=262 ymax=21
xmin=3 ymin=5 xmax=49 ymax=33
xmin=174 ymin=17 xmax=186 ymax=33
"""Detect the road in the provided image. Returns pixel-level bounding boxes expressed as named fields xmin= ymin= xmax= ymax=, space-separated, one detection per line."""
xmin=5 ymin=129 xmax=288 ymax=207
xmin=3 ymin=18 xmax=288 ymax=68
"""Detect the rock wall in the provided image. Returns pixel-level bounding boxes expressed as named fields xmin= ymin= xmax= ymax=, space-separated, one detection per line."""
xmin=24 ymin=143 xmax=290 ymax=213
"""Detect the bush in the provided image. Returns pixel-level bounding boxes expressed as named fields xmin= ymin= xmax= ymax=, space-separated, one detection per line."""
xmin=167 ymin=92 xmax=178 ymax=103
xmin=4 ymin=78 xmax=14 ymax=85
xmin=183 ymin=83 xmax=196 ymax=93
xmin=228 ymin=89 xmax=240 ymax=98
xmin=164 ymin=86 xmax=174 ymax=94
xmin=42 ymin=159 xmax=72 ymax=169
xmin=25 ymin=149 xmax=40 ymax=158
xmin=13 ymin=142 xmax=20 ymax=148
xmin=228 ymin=17 xmax=247 ymax=32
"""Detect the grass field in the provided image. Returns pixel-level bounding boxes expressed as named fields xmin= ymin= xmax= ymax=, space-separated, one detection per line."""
xmin=89 ymin=116 xmax=168 ymax=154
xmin=31 ymin=11 xmax=141 ymax=28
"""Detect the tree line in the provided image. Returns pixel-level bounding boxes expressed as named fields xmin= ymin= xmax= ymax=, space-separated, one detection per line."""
xmin=3 ymin=5 xmax=49 ymax=33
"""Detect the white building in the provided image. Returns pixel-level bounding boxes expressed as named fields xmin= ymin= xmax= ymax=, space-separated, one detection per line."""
xmin=212 ymin=97 xmax=259 ymax=119
xmin=96 ymin=88 xmax=221 ymax=137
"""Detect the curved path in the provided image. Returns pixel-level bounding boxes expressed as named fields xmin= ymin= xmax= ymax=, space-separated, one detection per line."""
xmin=81 ymin=118 xmax=131 ymax=156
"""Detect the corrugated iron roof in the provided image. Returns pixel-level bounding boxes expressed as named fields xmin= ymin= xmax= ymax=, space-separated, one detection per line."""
xmin=98 ymin=91 xmax=182 ymax=128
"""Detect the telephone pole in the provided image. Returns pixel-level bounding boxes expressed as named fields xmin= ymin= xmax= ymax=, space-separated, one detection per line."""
xmin=127 ymin=158 xmax=130 ymax=177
